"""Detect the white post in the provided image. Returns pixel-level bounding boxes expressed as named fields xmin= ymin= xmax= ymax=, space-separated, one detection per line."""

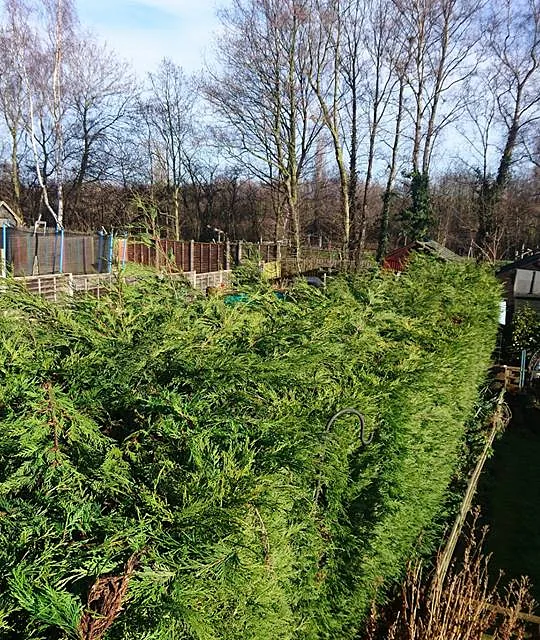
xmin=189 ymin=240 xmax=195 ymax=272
xmin=225 ymin=240 xmax=231 ymax=270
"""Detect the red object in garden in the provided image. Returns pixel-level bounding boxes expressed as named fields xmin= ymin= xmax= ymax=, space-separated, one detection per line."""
xmin=383 ymin=240 xmax=463 ymax=272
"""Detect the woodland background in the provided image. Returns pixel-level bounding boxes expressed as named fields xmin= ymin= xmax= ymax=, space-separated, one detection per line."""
xmin=0 ymin=0 xmax=538 ymax=261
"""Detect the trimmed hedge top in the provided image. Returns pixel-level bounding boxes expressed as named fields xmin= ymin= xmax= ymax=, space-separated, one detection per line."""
xmin=0 ymin=257 xmax=501 ymax=639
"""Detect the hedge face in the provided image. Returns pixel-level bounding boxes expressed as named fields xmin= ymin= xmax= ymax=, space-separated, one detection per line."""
xmin=0 ymin=257 xmax=500 ymax=639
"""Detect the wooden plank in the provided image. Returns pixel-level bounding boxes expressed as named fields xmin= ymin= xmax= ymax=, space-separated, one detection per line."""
xmin=435 ymin=392 xmax=509 ymax=590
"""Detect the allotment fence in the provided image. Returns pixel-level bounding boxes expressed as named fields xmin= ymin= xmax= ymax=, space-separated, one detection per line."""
xmin=1 ymin=227 xmax=115 ymax=277
xmin=1 ymin=227 xmax=363 ymax=280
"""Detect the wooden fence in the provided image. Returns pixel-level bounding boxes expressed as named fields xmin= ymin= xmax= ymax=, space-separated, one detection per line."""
xmin=8 ymin=273 xmax=74 ymax=302
xmin=492 ymin=365 xmax=524 ymax=393
xmin=126 ymin=239 xmax=230 ymax=273
xmin=125 ymin=239 xmax=365 ymax=277
xmin=2 ymin=231 xmax=372 ymax=281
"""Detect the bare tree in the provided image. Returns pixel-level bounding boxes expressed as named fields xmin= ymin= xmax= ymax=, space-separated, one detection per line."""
xmin=0 ymin=19 xmax=26 ymax=217
xmin=45 ymin=0 xmax=74 ymax=227
xmin=305 ymin=0 xmax=356 ymax=251
xmin=2 ymin=0 xmax=78 ymax=228
xmin=392 ymin=0 xmax=482 ymax=240
xmin=140 ymin=59 xmax=195 ymax=240
xmin=474 ymin=0 xmax=540 ymax=258
xmin=357 ymin=0 xmax=410 ymax=252
xmin=377 ymin=70 xmax=407 ymax=260
xmin=64 ymin=38 xmax=135 ymax=219
xmin=205 ymin=0 xmax=320 ymax=254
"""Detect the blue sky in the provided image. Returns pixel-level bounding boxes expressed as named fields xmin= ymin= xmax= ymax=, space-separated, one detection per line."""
xmin=77 ymin=0 xmax=222 ymax=76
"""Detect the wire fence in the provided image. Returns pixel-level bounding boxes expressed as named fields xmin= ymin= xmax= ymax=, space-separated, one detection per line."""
xmin=0 ymin=227 xmax=359 ymax=279
xmin=1 ymin=227 xmax=114 ymax=277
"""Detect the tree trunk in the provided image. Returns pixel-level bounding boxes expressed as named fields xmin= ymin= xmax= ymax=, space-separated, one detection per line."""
xmin=173 ymin=185 xmax=181 ymax=241
xmin=377 ymin=76 xmax=405 ymax=263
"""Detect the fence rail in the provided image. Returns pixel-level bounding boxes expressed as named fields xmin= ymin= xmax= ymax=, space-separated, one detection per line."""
xmin=1 ymin=227 xmax=368 ymax=281
xmin=4 ymin=274 xmax=74 ymax=302
xmin=0 ymin=269 xmax=234 ymax=302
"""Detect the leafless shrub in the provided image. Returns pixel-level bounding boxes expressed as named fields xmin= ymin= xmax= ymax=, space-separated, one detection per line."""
xmin=368 ymin=512 xmax=537 ymax=640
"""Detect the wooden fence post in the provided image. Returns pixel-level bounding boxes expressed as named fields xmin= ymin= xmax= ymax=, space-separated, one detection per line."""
xmin=1 ymin=224 xmax=6 ymax=278
xmin=189 ymin=240 xmax=195 ymax=272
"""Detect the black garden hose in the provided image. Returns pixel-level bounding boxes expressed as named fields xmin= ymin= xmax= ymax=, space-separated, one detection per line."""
xmin=313 ymin=408 xmax=374 ymax=507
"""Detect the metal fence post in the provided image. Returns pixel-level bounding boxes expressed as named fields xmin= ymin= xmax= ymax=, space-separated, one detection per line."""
xmin=97 ymin=229 xmax=105 ymax=273
xmin=108 ymin=232 xmax=114 ymax=274
xmin=519 ymin=349 xmax=527 ymax=390
xmin=59 ymin=228 xmax=64 ymax=274
xmin=1 ymin=223 xmax=6 ymax=277
xmin=52 ymin=229 xmax=58 ymax=273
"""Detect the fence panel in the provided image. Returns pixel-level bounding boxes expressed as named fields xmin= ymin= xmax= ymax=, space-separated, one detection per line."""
xmin=9 ymin=230 xmax=62 ymax=276
xmin=3 ymin=229 xmax=111 ymax=276
xmin=4 ymin=232 xmax=370 ymax=280
xmin=126 ymin=240 xmax=254 ymax=275
xmin=128 ymin=240 xmax=203 ymax=272
xmin=63 ymin=235 xmax=101 ymax=275
xmin=9 ymin=232 xmax=33 ymax=276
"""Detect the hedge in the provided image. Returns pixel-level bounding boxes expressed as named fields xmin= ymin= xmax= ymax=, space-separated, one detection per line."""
xmin=0 ymin=256 xmax=501 ymax=639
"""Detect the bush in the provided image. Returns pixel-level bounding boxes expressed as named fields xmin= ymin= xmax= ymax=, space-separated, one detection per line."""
xmin=510 ymin=304 xmax=540 ymax=359
xmin=0 ymin=258 xmax=501 ymax=639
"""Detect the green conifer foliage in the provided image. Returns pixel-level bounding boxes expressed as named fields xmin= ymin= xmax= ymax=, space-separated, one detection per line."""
xmin=401 ymin=171 xmax=432 ymax=241
xmin=0 ymin=259 xmax=500 ymax=639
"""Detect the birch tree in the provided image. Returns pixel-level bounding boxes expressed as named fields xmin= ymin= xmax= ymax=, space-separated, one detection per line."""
xmin=205 ymin=0 xmax=320 ymax=252
xmin=2 ymin=0 xmax=77 ymax=228
xmin=474 ymin=0 xmax=540 ymax=259
xmin=306 ymin=0 xmax=353 ymax=251
xmin=357 ymin=0 xmax=409 ymax=251
xmin=0 ymin=20 xmax=26 ymax=217
xmin=395 ymin=0 xmax=483 ymax=240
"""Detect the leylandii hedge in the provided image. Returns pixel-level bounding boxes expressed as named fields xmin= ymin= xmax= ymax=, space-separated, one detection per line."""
xmin=0 ymin=257 xmax=500 ymax=639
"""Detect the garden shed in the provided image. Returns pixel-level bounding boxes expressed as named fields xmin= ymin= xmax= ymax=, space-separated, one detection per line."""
xmin=0 ymin=201 xmax=22 ymax=228
xmin=383 ymin=239 xmax=463 ymax=271
xmin=497 ymin=252 xmax=540 ymax=319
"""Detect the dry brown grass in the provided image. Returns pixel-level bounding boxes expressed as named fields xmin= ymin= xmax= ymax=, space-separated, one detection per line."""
xmin=366 ymin=512 xmax=537 ymax=640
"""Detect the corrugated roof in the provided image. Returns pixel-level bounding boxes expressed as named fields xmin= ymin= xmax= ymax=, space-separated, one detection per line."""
xmin=383 ymin=240 xmax=463 ymax=271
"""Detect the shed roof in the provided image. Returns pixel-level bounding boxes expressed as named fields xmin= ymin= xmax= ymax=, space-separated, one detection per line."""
xmin=496 ymin=252 xmax=540 ymax=276
xmin=416 ymin=239 xmax=463 ymax=262
xmin=0 ymin=201 xmax=23 ymax=226
xmin=384 ymin=239 xmax=462 ymax=271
